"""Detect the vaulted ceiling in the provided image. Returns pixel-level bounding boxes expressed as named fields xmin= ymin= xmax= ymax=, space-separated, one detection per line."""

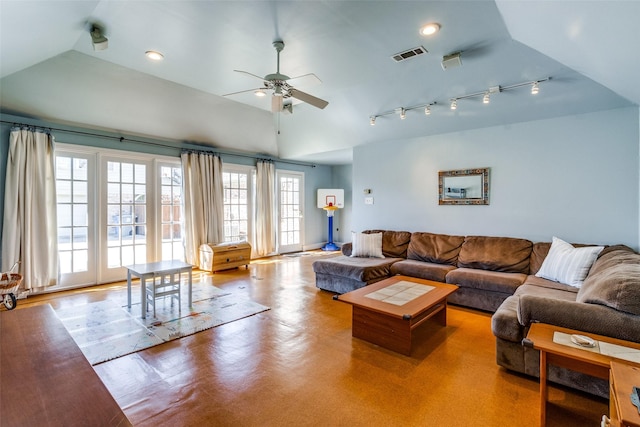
xmin=1 ymin=1 xmax=638 ymax=164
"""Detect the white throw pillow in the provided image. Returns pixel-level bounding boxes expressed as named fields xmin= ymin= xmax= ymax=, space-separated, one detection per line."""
xmin=350 ymin=232 xmax=384 ymax=258
xmin=535 ymin=236 xmax=604 ymax=288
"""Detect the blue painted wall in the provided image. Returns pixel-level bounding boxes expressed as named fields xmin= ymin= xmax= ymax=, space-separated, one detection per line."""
xmin=352 ymin=106 xmax=640 ymax=249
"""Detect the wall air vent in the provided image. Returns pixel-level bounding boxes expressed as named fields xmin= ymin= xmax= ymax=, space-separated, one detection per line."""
xmin=391 ymin=46 xmax=428 ymax=62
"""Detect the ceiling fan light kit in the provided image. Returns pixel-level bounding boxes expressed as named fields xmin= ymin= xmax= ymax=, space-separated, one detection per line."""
xmin=223 ymin=40 xmax=328 ymax=113
xmin=369 ymin=78 xmax=549 ymax=124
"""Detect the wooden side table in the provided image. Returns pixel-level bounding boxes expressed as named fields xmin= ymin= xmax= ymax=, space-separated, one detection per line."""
xmin=526 ymin=323 xmax=640 ymax=426
xmin=609 ymin=361 xmax=640 ymax=427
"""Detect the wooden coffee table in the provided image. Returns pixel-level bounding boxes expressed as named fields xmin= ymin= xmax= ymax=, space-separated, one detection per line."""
xmin=335 ymin=275 xmax=458 ymax=356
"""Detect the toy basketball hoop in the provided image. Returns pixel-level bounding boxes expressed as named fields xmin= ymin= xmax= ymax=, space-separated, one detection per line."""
xmin=317 ymin=189 xmax=344 ymax=251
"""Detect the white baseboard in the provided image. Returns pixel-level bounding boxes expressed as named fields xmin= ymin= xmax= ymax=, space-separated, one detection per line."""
xmin=303 ymin=242 xmax=344 ymax=251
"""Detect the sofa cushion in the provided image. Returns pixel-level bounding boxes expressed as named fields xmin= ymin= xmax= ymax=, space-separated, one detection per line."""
xmin=351 ymin=232 xmax=383 ymax=258
xmin=312 ymin=255 xmax=401 ymax=283
xmin=520 ymin=275 xmax=579 ymax=294
xmin=529 ymin=242 xmax=552 ymax=276
xmin=457 ymin=236 xmax=533 ymax=273
xmin=364 ymin=230 xmax=412 ymax=258
xmin=577 ymin=247 xmax=640 ymax=315
xmin=535 ymin=237 xmax=603 ymax=287
xmin=406 ymin=232 xmax=465 ymax=265
xmin=446 ymin=267 xmax=526 ymax=294
xmin=390 ymin=259 xmax=456 ymax=283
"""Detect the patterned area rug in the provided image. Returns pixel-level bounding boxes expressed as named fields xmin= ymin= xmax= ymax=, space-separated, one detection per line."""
xmin=54 ymin=284 xmax=269 ymax=365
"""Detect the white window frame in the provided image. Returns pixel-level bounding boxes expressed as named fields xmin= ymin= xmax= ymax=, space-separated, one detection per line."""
xmin=222 ymin=164 xmax=255 ymax=244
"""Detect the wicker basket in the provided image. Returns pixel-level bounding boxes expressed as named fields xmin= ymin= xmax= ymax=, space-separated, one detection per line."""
xmin=0 ymin=272 xmax=22 ymax=295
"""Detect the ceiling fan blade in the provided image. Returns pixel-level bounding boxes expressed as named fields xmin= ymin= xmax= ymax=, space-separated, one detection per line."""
xmin=289 ymin=88 xmax=328 ymax=109
xmin=234 ymin=70 xmax=267 ymax=82
xmin=286 ymin=73 xmax=322 ymax=87
xmin=222 ymin=87 xmax=265 ymax=97
xmin=271 ymin=94 xmax=283 ymax=113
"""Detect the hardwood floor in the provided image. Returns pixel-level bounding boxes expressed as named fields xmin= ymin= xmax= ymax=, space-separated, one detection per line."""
xmin=18 ymin=252 xmax=607 ymax=426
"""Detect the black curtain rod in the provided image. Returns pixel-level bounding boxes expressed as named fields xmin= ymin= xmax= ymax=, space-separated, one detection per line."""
xmin=1 ymin=119 xmax=316 ymax=168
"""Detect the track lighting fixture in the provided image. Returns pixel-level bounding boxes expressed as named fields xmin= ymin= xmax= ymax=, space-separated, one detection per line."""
xmin=368 ymin=78 xmax=549 ymax=125
xmin=531 ymin=82 xmax=540 ymax=95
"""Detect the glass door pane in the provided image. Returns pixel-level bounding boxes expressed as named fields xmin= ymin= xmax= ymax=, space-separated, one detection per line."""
xmin=278 ymin=171 xmax=304 ymax=253
xmin=56 ymin=153 xmax=95 ymax=286
xmin=160 ymin=164 xmax=183 ymax=261
xmin=102 ymin=159 xmax=148 ymax=281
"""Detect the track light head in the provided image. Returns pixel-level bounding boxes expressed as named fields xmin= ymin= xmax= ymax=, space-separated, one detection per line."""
xmin=424 ymin=106 xmax=431 ymax=115
xmin=450 ymin=99 xmax=457 ymax=110
xmin=400 ymin=108 xmax=406 ymax=120
xmin=531 ymin=82 xmax=540 ymax=95
xmin=370 ymin=116 xmax=376 ymax=126
xmin=483 ymin=92 xmax=490 ymax=104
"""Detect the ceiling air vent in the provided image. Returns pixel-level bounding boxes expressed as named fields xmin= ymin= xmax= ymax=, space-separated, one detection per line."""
xmin=391 ymin=46 xmax=428 ymax=63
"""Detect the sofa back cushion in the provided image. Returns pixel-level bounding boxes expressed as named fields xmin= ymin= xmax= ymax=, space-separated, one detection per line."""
xmin=457 ymin=236 xmax=533 ymax=273
xmin=406 ymin=232 xmax=465 ymax=265
xmin=577 ymin=246 xmax=640 ymax=315
xmin=364 ymin=230 xmax=411 ymax=258
xmin=529 ymin=242 xmax=552 ymax=275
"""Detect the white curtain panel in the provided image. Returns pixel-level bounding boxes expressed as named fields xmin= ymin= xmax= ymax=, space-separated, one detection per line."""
xmin=180 ymin=152 xmax=224 ymax=266
xmin=1 ymin=128 xmax=58 ymax=290
xmin=255 ymin=160 xmax=275 ymax=257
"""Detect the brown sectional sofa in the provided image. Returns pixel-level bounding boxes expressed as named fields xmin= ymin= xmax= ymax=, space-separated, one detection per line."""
xmin=314 ymin=230 xmax=534 ymax=312
xmin=312 ymin=230 xmax=640 ymax=398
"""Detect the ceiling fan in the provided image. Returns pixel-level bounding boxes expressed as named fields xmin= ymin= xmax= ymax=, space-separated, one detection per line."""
xmin=223 ymin=40 xmax=329 ymax=113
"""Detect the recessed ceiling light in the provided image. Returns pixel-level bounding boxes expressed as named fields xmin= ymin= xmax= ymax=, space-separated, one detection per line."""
xmin=420 ymin=23 xmax=440 ymax=36
xmin=145 ymin=51 xmax=164 ymax=61
xmin=254 ymin=89 xmax=266 ymax=97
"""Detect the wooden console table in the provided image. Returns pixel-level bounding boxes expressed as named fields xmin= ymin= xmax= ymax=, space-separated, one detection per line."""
xmin=526 ymin=323 xmax=640 ymax=427
xmin=610 ymin=361 xmax=640 ymax=427
xmin=0 ymin=304 xmax=131 ymax=426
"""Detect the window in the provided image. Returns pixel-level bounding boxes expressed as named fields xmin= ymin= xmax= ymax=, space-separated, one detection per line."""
xmin=159 ymin=164 xmax=183 ymax=261
xmin=223 ymin=167 xmax=252 ymax=242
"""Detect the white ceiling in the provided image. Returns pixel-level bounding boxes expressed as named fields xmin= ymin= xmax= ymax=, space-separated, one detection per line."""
xmin=1 ymin=1 xmax=638 ymax=165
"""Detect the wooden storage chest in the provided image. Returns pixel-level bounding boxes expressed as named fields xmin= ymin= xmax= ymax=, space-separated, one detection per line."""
xmin=200 ymin=241 xmax=251 ymax=272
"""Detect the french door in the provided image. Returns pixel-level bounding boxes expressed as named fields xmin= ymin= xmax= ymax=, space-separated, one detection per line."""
xmin=56 ymin=145 xmax=182 ymax=288
xmin=56 ymin=151 xmax=95 ymax=287
xmin=277 ymin=171 xmax=304 ymax=253
xmin=99 ymin=157 xmax=153 ymax=283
